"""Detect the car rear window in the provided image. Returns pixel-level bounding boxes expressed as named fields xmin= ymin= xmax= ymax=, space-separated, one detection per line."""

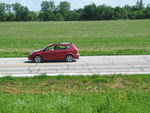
xmin=65 ymin=46 xmax=71 ymax=49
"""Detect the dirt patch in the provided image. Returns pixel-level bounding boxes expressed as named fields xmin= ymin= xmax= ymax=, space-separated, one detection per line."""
xmin=5 ymin=88 xmax=42 ymax=94
xmin=3 ymin=82 xmax=13 ymax=87
xmin=5 ymin=87 xmax=20 ymax=94
xmin=39 ymin=80 xmax=56 ymax=86
xmin=111 ymin=78 xmax=125 ymax=89
xmin=124 ymin=80 xmax=134 ymax=85
xmin=24 ymin=89 xmax=42 ymax=93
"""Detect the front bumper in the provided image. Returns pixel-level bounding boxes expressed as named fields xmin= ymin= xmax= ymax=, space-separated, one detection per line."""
xmin=28 ymin=55 xmax=34 ymax=60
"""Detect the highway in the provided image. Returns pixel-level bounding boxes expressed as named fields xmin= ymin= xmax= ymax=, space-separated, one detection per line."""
xmin=0 ymin=55 xmax=150 ymax=77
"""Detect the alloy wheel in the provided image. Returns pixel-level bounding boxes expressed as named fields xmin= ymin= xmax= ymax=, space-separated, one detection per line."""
xmin=34 ymin=56 xmax=42 ymax=63
xmin=66 ymin=55 xmax=73 ymax=62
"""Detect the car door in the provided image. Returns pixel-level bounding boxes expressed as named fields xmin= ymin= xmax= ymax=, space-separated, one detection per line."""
xmin=54 ymin=45 xmax=66 ymax=60
xmin=42 ymin=45 xmax=56 ymax=60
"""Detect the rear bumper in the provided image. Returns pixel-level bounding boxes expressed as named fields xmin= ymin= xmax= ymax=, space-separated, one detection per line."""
xmin=73 ymin=54 xmax=80 ymax=59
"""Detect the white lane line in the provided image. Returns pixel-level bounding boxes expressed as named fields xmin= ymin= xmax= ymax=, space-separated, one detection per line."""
xmin=1 ymin=72 xmax=150 ymax=77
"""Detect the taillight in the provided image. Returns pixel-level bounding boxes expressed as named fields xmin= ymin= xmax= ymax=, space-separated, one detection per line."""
xmin=74 ymin=50 xmax=77 ymax=53
xmin=77 ymin=52 xmax=80 ymax=55
xmin=74 ymin=50 xmax=79 ymax=55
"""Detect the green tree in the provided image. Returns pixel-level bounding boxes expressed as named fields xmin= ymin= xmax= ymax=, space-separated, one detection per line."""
xmin=81 ymin=3 xmax=97 ymax=20
xmin=55 ymin=13 xmax=64 ymax=21
xmin=39 ymin=1 xmax=56 ymax=21
xmin=134 ymin=0 xmax=145 ymax=19
xmin=136 ymin=0 xmax=144 ymax=10
xmin=0 ymin=0 xmax=150 ymax=21
xmin=5 ymin=4 xmax=11 ymax=13
xmin=96 ymin=5 xmax=113 ymax=20
xmin=67 ymin=10 xmax=81 ymax=21
xmin=57 ymin=1 xmax=71 ymax=20
xmin=12 ymin=3 xmax=29 ymax=21
xmin=144 ymin=4 xmax=150 ymax=19
xmin=41 ymin=1 xmax=55 ymax=12
xmin=113 ymin=7 xmax=128 ymax=19
xmin=135 ymin=10 xmax=145 ymax=19
xmin=5 ymin=4 xmax=14 ymax=21
xmin=0 ymin=3 xmax=5 ymax=21
xmin=27 ymin=11 xmax=37 ymax=21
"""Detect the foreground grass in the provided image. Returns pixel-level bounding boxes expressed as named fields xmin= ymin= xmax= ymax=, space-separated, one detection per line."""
xmin=0 ymin=20 xmax=150 ymax=57
xmin=0 ymin=74 xmax=149 ymax=113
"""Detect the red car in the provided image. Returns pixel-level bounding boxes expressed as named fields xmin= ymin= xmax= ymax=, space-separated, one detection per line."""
xmin=28 ymin=43 xmax=80 ymax=63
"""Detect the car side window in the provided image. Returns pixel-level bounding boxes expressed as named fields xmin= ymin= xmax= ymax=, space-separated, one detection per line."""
xmin=54 ymin=45 xmax=60 ymax=50
xmin=65 ymin=46 xmax=71 ymax=49
xmin=59 ymin=45 xmax=66 ymax=50
xmin=46 ymin=45 xmax=71 ymax=51
xmin=46 ymin=46 xmax=54 ymax=51
xmin=54 ymin=45 xmax=67 ymax=50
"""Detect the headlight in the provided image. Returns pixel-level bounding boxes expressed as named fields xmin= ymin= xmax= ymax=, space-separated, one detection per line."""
xmin=29 ymin=51 xmax=34 ymax=55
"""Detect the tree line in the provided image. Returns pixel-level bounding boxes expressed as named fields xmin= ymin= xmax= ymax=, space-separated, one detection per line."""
xmin=0 ymin=0 xmax=150 ymax=21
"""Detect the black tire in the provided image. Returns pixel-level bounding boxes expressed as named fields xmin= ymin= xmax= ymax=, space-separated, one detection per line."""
xmin=66 ymin=55 xmax=74 ymax=62
xmin=34 ymin=55 xmax=42 ymax=63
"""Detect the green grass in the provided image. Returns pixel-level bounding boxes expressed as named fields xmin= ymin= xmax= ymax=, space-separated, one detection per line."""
xmin=0 ymin=20 xmax=150 ymax=57
xmin=0 ymin=74 xmax=149 ymax=113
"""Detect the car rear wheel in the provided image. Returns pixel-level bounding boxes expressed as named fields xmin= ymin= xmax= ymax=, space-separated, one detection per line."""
xmin=34 ymin=56 xmax=42 ymax=63
xmin=66 ymin=55 xmax=74 ymax=62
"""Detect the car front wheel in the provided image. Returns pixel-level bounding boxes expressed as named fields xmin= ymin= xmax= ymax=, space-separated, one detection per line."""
xmin=34 ymin=56 xmax=42 ymax=63
xmin=66 ymin=55 xmax=74 ymax=62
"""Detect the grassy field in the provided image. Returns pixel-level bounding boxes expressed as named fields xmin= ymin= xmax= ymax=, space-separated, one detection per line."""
xmin=0 ymin=74 xmax=149 ymax=113
xmin=0 ymin=20 xmax=150 ymax=57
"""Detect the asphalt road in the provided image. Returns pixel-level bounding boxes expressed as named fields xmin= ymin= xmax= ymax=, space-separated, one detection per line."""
xmin=0 ymin=55 xmax=150 ymax=77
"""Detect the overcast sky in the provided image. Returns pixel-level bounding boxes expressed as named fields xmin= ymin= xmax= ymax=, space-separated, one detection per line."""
xmin=0 ymin=0 xmax=150 ymax=11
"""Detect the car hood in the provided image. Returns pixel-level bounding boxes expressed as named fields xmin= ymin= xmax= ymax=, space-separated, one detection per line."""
xmin=32 ymin=49 xmax=43 ymax=53
xmin=30 ymin=49 xmax=43 ymax=55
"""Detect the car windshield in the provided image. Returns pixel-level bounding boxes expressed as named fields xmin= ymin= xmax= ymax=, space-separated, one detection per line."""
xmin=43 ymin=44 xmax=52 ymax=50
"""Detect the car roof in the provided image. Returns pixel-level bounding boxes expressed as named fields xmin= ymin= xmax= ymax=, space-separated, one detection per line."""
xmin=50 ymin=43 xmax=74 ymax=46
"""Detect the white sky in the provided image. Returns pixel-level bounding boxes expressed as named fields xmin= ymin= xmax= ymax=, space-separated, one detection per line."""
xmin=0 ymin=0 xmax=149 ymax=11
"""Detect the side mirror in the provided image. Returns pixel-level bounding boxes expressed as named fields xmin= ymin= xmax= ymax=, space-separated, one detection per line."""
xmin=44 ymin=48 xmax=47 ymax=52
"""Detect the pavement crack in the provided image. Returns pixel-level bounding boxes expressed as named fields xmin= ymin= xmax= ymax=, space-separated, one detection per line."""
xmin=144 ymin=57 xmax=150 ymax=63
xmin=88 ymin=68 xmax=91 ymax=73
xmin=27 ymin=67 xmax=33 ymax=74
xmin=139 ymin=67 xmax=144 ymax=72
xmin=67 ymin=64 xmax=70 ymax=69
xmin=37 ymin=68 xmax=40 ymax=73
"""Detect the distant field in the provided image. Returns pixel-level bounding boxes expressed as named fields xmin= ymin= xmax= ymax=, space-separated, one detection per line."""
xmin=0 ymin=74 xmax=149 ymax=113
xmin=0 ymin=20 xmax=150 ymax=57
